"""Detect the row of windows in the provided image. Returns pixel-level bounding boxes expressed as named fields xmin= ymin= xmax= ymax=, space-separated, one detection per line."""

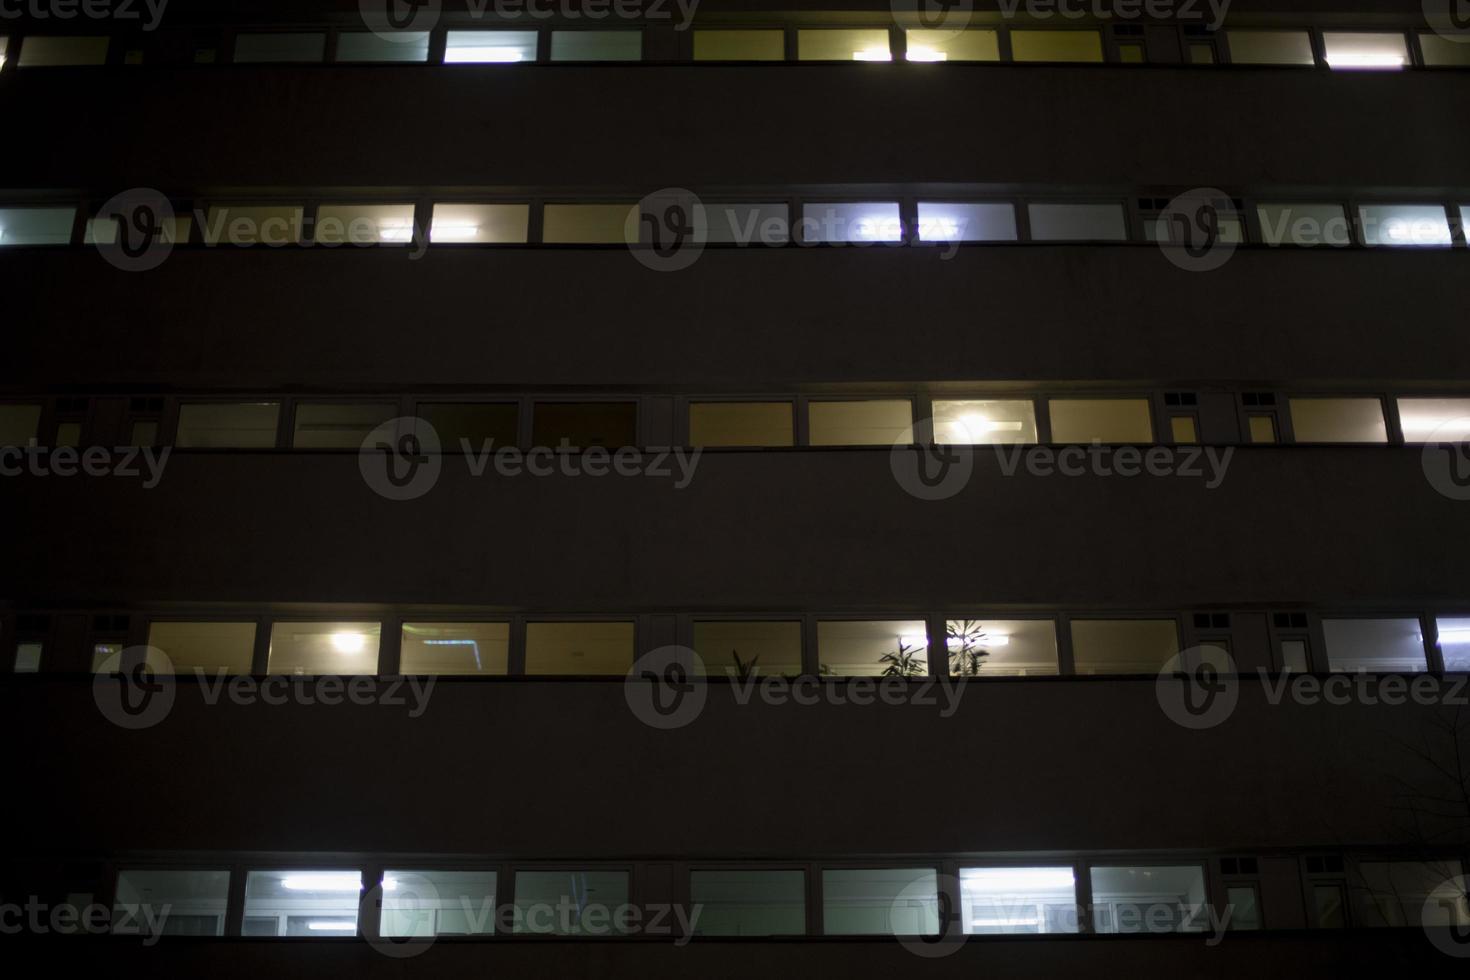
xmin=21 ymin=852 xmax=1467 ymax=938
xmin=3 ymin=25 xmax=1467 ymax=70
xmin=2 ymin=392 xmax=1466 ymax=451
xmin=4 ymin=198 xmax=1470 ymax=247
xmin=9 ymin=610 xmax=1470 ymax=677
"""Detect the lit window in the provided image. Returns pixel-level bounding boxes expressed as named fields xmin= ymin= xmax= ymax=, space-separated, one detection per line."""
xmin=17 ymin=36 xmax=109 ymax=67
xmin=512 ymin=870 xmax=630 ymax=934
xmin=233 ymin=33 xmax=326 ymax=63
xmin=817 ymin=620 xmax=928 ymax=677
xmin=904 ymin=29 xmax=999 ymax=62
xmin=336 ymin=31 xmax=431 ymax=63
xmin=1048 ymin=399 xmax=1153 ymax=443
xmin=444 ymin=30 xmax=537 ymax=63
xmin=0 ymin=404 xmax=42 ymax=446
xmin=689 ymin=402 xmax=794 ymax=447
xmin=705 ymin=203 xmax=789 ymax=244
xmin=932 ymin=399 xmax=1037 ymax=445
xmin=400 ymin=623 xmax=509 ymax=675
xmin=960 ymin=867 xmax=1078 ymax=934
xmin=1071 ymin=619 xmax=1180 ymax=674
xmin=0 ymin=38 xmax=8 ymax=68
xmin=1247 ymin=415 xmax=1278 ymax=443
xmin=1396 ymin=398 xmax=1470 ymax=443
xmin=822 ymin=869 xmax=939 ymax=935
xmin=14 ymin=642 xmax=43 ymax=672
xmin=1027 ymin=203 xmax=1127 ymax=241
xmin=797 ymin=29 xmax=891 ymax=62
xmin=114 ymin=870 xmax=229 ymax=938
xmin=1010 ymin=30 xmax=1103 ymax=63
xmin=1254 ymin=203 xmax=1351 ymax=247
xmin=1287 ymin=398 xmax=1387 ymax=443
xmin=1435 ymin=617 xmax=1470 ymax=672
xmin=176 ymin=402 xmax=281 ymax=449
xmin=380 ymin=871 xmax=497 ymax=936
xmin=550 ymin=31 xmax=641 ymax=62
xmin=809 ymin=400 xmax=913 ymax=446
xmin=429 ymin=203 xmax=529 ymax=244
xmin=524 ymin=622 xmax=634 ymax=676
xmin=267 ymin=622 xmax=382 ymax=676
xmin=1226 ymin=30 xmax=1314 ymax=65
xmin=531 ymin=402 xmax=636 ymax=448
xmin=801 ymin=202 xmax=902 ymax=243
xmin=292 ymin=403 xmax=398 ymax=450
xmin=1358 ymin=205 xmax=1453 ymax=247
xmin=1420 ymin=33 xmax=1470 ymax=67
xmin=693 ymin=30 xmax=784 ymax=61
xmin=692 ymin=621 xmax=803 ymax=677
xmin=0 ymin=207 xmax=75 ymax=246
xmin=417 ymin=402 xmax=518 ymax=449
xmin=542 ymin=203 xmax=637 ymax=244
xmin=203 ymin=205 xmax=305 ymax=246
xmin=85 ymin=213 xmax=191 ymax=245
xmin=1351 ymin=861 xmax=1468 ymax=928
xmin=690 ymin=870 xmax=805 ymax=935
xmin=314 ymin=203 xmax=415 ymax=245
xmin=917 ymin=202 xmax=1017 ymax=242
xmin=1090 ymin=866 xmax=1207 ymax=933
xmin=945 ymin=619 xmax=1058 ymax=676
xmin=1322 ymin=32 xmax=1408 ymax=70
xmin=146 ymin=622 xmax=256 ymax=675
xmin=1322 ymin=618 xmax=1427 ymax=672
xmin=1170 ymin=416 xmax=1198 ymax=443
xmin=242 ymin=870 xmax=362 ymax=937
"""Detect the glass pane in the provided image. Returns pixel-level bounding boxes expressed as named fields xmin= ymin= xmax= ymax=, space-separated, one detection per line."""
xmin=1048 ymin=399 xmax=1153 ymax=443
xmin=1010 ymin=30 xmax=1103 ymax=62
xmin=525 ymin=622 xmax=634 ymax=676
xmin=315 ymin=204 xmax=415 ymax=245
xmin=932 ymin=399 xmax=1037 ymax=444
xmin=114 ymin=870 xmax=230 ymax=937
xmin=18 ymin=36 xmax=109 ymax=67
xmin=693 ymin=621 xmax=803 ymax=678
xmin=694 ymin=30 xmax=784 ymax=61
xmin=1398 ymin=398 xmax=1470 ymax=442
xmin=959 ymin=867 xmax=1078 ymax=934
xmin=530 ymin=402 xmax=636 ymax=448
xmin=1226 ymin=885 xmax=1262 ymax=930
xmin=418 ymin=403 xmax=518 ymax=449
xmin=1255 ymin=203 xmax=1351 ymax=247
xmin=689 ymin=402 xmax=794 ymax=447
xmin=292 ymin=403 xmax=397 ymax=450
xmin=0 ymin=404 xmax=42 ymax=445
xmin=204 ymin=205 xmax=304 ymax=245
xmin=1420 ymin=33 xmax=1470 ymax=66
xmin=400 ymin=623 xmax=510 ymax=675
xmin=1027 ymin=203 xmax=1127 ymax=241
xmin=917 ymin=202 xmax=1017 ymax=243
xmin=1145 ymin=213 xmax=1243 ymax=245
xmin=1091 ymin=866 xmax=1207 ymax=933
xmin=1313 ymin=885 xmax=1346 ymax=928
xmin=0 ymin=207 xmax=75 ymax=246
xmin=243 ymin=870 xmax=362 ymax=937
xmin=1322 ymin=32 xmax=1407 ymax=70
xmin=176 ymin=402 xmax=280 ymax=449
xmin=1280 ymin=639 xmax=1309 ymax=672
xmin=822 ymin=868 xmax=938 ymax=935
xmin=550 ymin=31 xmax=641 ymax=62
xmin=542 ymin=204 xmax=637 ymax=244
xmin=1189 ymin=43 xmax=1215 ymax=64
xmin=234 ymin=33 xmax=325 ymax=63
xmin=691 ymin=870 xmax=805 ymax=935
xmin=945 ymin=619 xmax=1058 ymax=676
xmin=429 ymin=203 xmax=529 ymax=244
xmin=905 ymin=29 xmax=999 ymax=62
xmin=267 ymin=622 xmax=381 ymax=676
xmin=817 ymin=620 xmax=928 ymax=677
xmin=1248 ymin=415 xmax=1277 ymax=444
xmin=336 ymin=32 xmax=430 ymax=63
xmin=129 ymin=421 xmax=158 ymax=447
xmin=797 ymin=29 xmax=890 ymax=62
xmin=1288 ymin=398 xmax=1387 ymax=443
xmin=512 ymin=870 xmax=630 ymax=934
xmin=14 ymin=642 xmax=43 ymax=673
xmin=802 ymin=202 xmax=902 ymax=243
xmin=808 ymin=400 xmax=913 ymax=446
xmin=1227 ymin=30 xmax=1314 ymax=65
xmin=1435 ymin=617 xmax=1470 ymax=672
xmin=380 ymin=870 xmax=497 ymax=936
xmin=1352 ymin=861 xmax=1468 ymax=927
xmin=706 ymin=203 xmax=789 ymax=244
xmin=445 ymin=30 xmax=538 ymax=63
xmin=1359 ymin=205 xmax=1453 ymax=247
xmin=56 ymin=422 xmax=82 ymax=447
xmin=146 ymin=622 xmax=256 ymax=674
xmin=1170 ymin=416 xmax=1198 ymax=444
xmin=1322 ymin=618 xmax=1427 ymax=672
xmin=93 ymin=642 xmax=123 ymax=672
xmin=1071 ymin=619 xmax=1180 ymax=674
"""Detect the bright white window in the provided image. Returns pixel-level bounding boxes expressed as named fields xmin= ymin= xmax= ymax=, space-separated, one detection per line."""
xmin=1436 ymin=617 xmax=1470 ymax=672
xmin=430 ymin=203 xmax=529 ymax=244
xmin=1255 ymin=203 xmax=1352 ymax=247
xmin=1091 ymin=866 xmax=1207 ymax=933
xmin=960 ymin=867 xmax=1078 ymax=934
xmin=1359 ymin=205 xmax=1453 ymax=247
xmin=0 ymin=207 xmax=74 ymax=246
xmin=1396 ymin=398 xmax=1470 ymax=443
xmin=243 ymin=870 xmax=362 ymax=937
xmin=1027 ymin=203 xmax=1127 ymax=241
xmin=445 ymin=31 xmax=537 ymax=63
xmin=917 ymin=203 xmax=1017 ymax=242
xmin=380 ymin=870 xmax=497 ymax=936
xmin=904 ymin=29 xmax=999 ymax=62
xmin=1323 ymin=618 xmax=1427 ymax=672
xmin=1322 ymin=32 xmax=1408 ymax=70
xmin=315 ymin=203 xmax=415 ymax=245
xmin=802 ymin=202 xmax=902 ymax=243
xmin=932 ymin=399 xmax=1037 ymax=444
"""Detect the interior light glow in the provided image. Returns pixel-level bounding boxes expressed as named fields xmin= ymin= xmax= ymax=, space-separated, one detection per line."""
xmin=944 ymin=634 xmax=1011 ymax=648
xmin=306 ymin=921 xmax=358 ymax=931
xmin=446 ymin=46 xmax=525 ymax=63
xmin=1437 ymin=627 xmax=1470 ymax=644
xmin=958 ymin=413 xmax=1024 ymax=434
xmin=281 ymin=873 xmax=363 ymax=892
xmin=1400 ymin=416 xmax=1470 ymax=436
xmin=906 ymin=46 xmax=947 ymax=62
xmin=330 ymin=632 xmax=366 ymax=654
xmin=961 ymin=867 xmax=1076 ymax=890
xmin=430 ymin=222 xmax=482 ymax=242
xmin=918 ymin=218 xmax=960 ymax=239
xmin=852 ymin=217 xmax=903 ymax=241
xmin=852 ymin=48 xmax=891 ymax=61
xmin=1326 ymin=52 xmax=1405 ymax=69
xmin=377 ymin=224 xmax=414 ymax=243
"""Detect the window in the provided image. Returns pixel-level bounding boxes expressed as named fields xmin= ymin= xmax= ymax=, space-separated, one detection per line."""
xmin=314 ymin=204 xmax=415 ymax=245
xmin=916 ymin=202 xmax=1017 ymax=242
xmin=336 ymin=32 xmax=431 ymax=63
xmin=531 ymin=402 xmax=636 ymax=448
xmin=1009 ymin=30 xmax=1103 ymax=63
xmin=267 ymin=622 xmax=381 ymax=676
xmin=203 ymin=205 xmax=305 ymax=246
xmin=86 ymin=213 xmax=191 ymax=246
xmin=17 ymin=36 xmax=109 ymax=67
xmin=512 ymin=870 xmax=630 ymax=934
xmin=429 ymin=204 xmax=529 ymax=244
xmin=380 ymin=870 xmax=497 ymax=936
xmin=0 ymin=38 xmax=8 ymax=68
xmin=292 ymin=403 xmax=398 ymax=450
xmin=1313 ymin=883 xmax=1347 ymax=928
xmin=689 ymin=402 xmax=794 ymax=448
xmin=693 ymin=30 xmax=784 ymax=61
xmin=693 ymin=621 xmax=803 ymax=677
xmin=400 ymin=623 xmax=510 ymax=675
xmin=817 ymin=620 xmax=928 ymax=677
xmin=1225 ymin=885 xmax=1262 ymax=930
xmin=417 ymin=403 xmax=518 ymax=449
xmin=1397 ymin=398 xmax=1470 ymax=442
xmin=808 ymin=400 xmax=913 ymax=446
xmin=801 ymin=202 xmax=902 ymax=243
xmin=1351 ymin=861 xmax=1468 ymax=927
xmin=0 ymin=207 xmax=75 ymax=246
xmin=704 ymin=203 xmax=789 ymax=244
xmin=1071 ymin=619 xmax=1180 ymax=674
xmin=1322 ymin=32 xmax=1408 ymax=70
xmin=1027 ymin=203 xmax=1127 ymax=241
xmin=690 ymin=870 xmax=805 ymax=935
xmin=550 ymin=31 xmax=641 ymax=62
xmin=904 ymin=29 xmax=999 ymax=62
xmin=1248 ymin=415 xmax=1278 ymax=443
xmin=932 ymin=399 xmax=1037 ymax=444
xmin=1255 ymin=203 xmax=1351 ymax=247
xmin=1435 ymin=617 xmax=1470 ymax=672
xmin=176 ymin=402 xmax=280 ymax=449
xmin=233 ymin=33 xmax=326 ymax=63
xmin=146 ymin=622 xmax=256 ymax=675
xmin=1048 ymin=399 xmax=1153 ymax=443
xmin=114 ymin=870 xmax=230 ymax=937
xmin=1322 ymin=618 xmax=1427 ymax=672
xmin=1358 ymin=205 xmax=1453 ymax=247
xmin=0 ymin=404 xmax=41 ymax=445
xmin=1144 ymin=210 xmax=1243 ymax=245
xmin=959 ymin=867 xmax=1078 ymax=934
xmin=797 ymin=29 xmax=891 ymax=62
xmin=822 ymin=868 xmax=938 ymax=935
xmin=242 ymin=870 xmax=361 ymax=937
xmin=1090 ymin=865 xmax=1207 ymax=933
xmin=945 ymin=619 xmax=1059 ymax=676
xmin=1170 ymin=417 xmax=1198 ymax=443
xmin=524 ymin=622 xmax=634 ymax=675
xmin=1226 ymin=30 xmax=1314 ymax=65
xmin=1287 ymin=398 xmax=1387 ymax=443
xmin=1420 ymin=33 xmax=1470 ymax=67
xmin=444 ymin=30 xmax=538 ymax=63
xmin=542 ymin=204 xmax=636 ymax=244
xmin=14 ymin=642 xmax=43 ymax=672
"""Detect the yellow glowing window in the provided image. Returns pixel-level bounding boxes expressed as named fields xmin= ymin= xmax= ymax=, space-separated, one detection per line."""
xmin=1010 ymin=30 xmax=1103 ymax=63
xmin=689 ymin=402 xmax=794 ymax=447
xmin=1048 ymin=399 xmax=1154 ymax=444
xmin=798 ymin=29 xmax=890 ymax=62
xmin=904 ymin=29 xmax=999 ymax=62
xmin=694 ymin=30 xmax=784 ymax=61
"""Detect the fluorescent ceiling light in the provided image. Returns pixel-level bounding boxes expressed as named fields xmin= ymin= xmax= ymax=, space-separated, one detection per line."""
xmin=906 ymin=46 xmax=947 ymax=62
xmin=945 ymin=634 xmax=1010 ymax=648
xmin=430 ymin=222 xmax=482 ymax=242
xmin=446 ymin=46 xmax=525 ymax=63
xmin=377 ymin=224 xmax=413 ymax=243
xmin=853 ymin=48 xmax=891 ymax=61
xmin=962 ymin=867 xmax=1076 ymax=890
xmin=1326 ymin=52 xmax=1404 ymax=69
xmin=331 ymin=632 xmax=366 ymax=654
xmin=307 ymin=921 xmax=357 ymax=931
xmin=281 ymin=873 xmax=362 ymax=892
xmin=958 ymin=414 xmax=1024 ymax=434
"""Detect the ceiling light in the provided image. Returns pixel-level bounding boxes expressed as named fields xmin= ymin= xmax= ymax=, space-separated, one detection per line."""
xmin=906 ymin=47 xmax=947 ymax=62
xmin=853 ymin=48 xmax=892 ymax=62
xmin=331 ymin=632 xmax=365 ymax=654
xmin=431 ymin=223 xmax=482 ymax=242
xmin=958 ymin=413 xmax=1024 ymax=434
xmin=377 ymin=225 xmax=414 ymax=243
xmin=306 ymin=921 xmax=358 ymax=931
xmin=446 ymin=46 xmax=525 ymax=63
xmin=960 ymin=867 xmax=1076 ymax=890
xmin=1327 ymin=52 xmax=1404 ymax=69
xmin=281 ymin=873 xmax=363 ymax=892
